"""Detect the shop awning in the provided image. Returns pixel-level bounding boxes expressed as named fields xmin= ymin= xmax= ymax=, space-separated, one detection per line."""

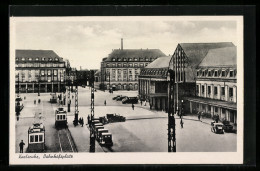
xmin=184 ymin=96 xmax=237 ymax=110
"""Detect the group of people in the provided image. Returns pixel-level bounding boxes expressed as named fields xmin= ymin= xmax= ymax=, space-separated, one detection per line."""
xmin=34 ymin=99 xmax=41 ymax=104
xmin=78 ymin=117 xmax=84 ymax=127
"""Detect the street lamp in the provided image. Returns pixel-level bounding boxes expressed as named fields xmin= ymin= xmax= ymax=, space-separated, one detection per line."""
xmin=38 ymin=75 xmax=40 ymax=96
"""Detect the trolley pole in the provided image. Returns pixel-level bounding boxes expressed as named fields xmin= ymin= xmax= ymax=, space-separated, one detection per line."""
xmin=89 ymin=70 xmax=95 ymax=152
xmin=167 ymin=69 xmax=176 ymax=152
xmin=17 ymin=73 xmax=20 ymax=95
xmin=73 ymin=70 xmax=79 ymax=126
xmin=38 ymin=78 xmax=40 ymax=96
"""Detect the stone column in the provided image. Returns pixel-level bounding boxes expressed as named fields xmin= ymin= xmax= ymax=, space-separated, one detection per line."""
xmin=211 ymin=84 xmax=214 ymax=99
xmin=217 ymin=85 xmax=221 ymax=100
xmin=204 ymin=83 xmax=207 ymax=98
xmin=225 ymin=85 xmax=229 ymax=101
xmin=233 ymin=86 xmax=237 ymax=103
xmin=190 ymin=101 xmax=193 ymax=114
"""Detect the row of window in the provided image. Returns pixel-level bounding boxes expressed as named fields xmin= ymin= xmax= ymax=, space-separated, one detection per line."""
xmin=16 ymin=63 xmax=65 ymax=68
xmin=29 ymin=134 xmax=44 ymax=143
xmin=197 ymin=69 xmax=236 ymax=78
xmin=105 ymin=62 xmax=149 ymax=68
xmin=16 ymin=70 xmax=65 ymax=76
xmin=140 ymin=69 xmax=167 ymax=76
xmin=111 ymin=57 xmax=156 ymax=62
xmin=197 ymin=85 xmax=234 ymax=97
xmin=16 ymin=57 xmax=59 ymax=62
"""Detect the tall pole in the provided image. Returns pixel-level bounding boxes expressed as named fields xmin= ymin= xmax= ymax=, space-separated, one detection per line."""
xmin=17 ymin=73 xmax=20 ymax=95
xmin=74 ymin=69 xmax=78 ymax=125
xmin=38 ymin=74 xmax=40 ymax=96
xmin=168 ymin=69 xmax=176 ymax=152
xmin=60 ymin=71 xmax=61 ymax=93
xmin=90 ymin=70 xmax=95 ymax=152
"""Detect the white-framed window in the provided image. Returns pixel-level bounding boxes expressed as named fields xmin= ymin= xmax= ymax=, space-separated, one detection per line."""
xmin=134 ymin=58 xmax=138 ymax=61
xmin=41 ymin=70 xmax=45 ymax=76
xmin=214 ymin=70 xmax=218 ymax=77
xmin=112 ymin=58 xmax=116 ymax=61
xmin=36 ymin=58 xmax=39 ymax=61
xmin=29 ymin=134 xmax=44 ymax=143
xmin=29 ymin=58 xmax=32 ymax=61
xmin=21 ymin=58 xmax=25 ymax=61
xmin=129 ymin=63 xmax=133 ymax=67
xmin=54 ymin=70 xmax=57 ymax=75
xmin=48 ymin=70 xmax=51 ymax=76
xmin=221 ymin=70 xmax=226 ymax=77
xmin=230 ymin=70 xmax=234 ymax=77
xmin=134 ymin=63 xmax=138 ymax=67
xmin=129 ymin=58 xmax=132 ymax=61
xmin=140 ymin=63 xmax=144 ymax=67
xmin=208 ymin=70 xmax=212 ymax=77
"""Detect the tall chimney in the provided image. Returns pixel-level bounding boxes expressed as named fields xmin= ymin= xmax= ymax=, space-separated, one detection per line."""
xmin=121 ymin=38 xmax=123 ymax=50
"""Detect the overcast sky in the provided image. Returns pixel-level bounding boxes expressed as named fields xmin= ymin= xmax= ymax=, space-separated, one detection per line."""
xmin=14 ymin=18 xmax=237 ymax=70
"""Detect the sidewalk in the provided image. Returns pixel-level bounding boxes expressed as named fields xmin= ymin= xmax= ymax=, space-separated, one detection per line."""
xmin=67 ymin=116 xmax=104 ymax=152
xmin=181 ymin=114 xmax=213 ymax=125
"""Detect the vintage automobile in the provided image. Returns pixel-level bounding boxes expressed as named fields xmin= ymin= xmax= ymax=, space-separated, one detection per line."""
xmin=50 ymin=93 xmax=58 ymax=103
xmin=99 ymin=116 xmax=109 ymax=125
xmin=15 ymin=96 xmax=24 ymax=113
xmin=116 ymin=96 xmax=127 ymax=101
xmin=211 ymin=122 xmax=224 ymax=134
xmin=97 ymin=129 xmax=109 ymax=141
xmin=222 ymin=120 xmax=233 ymax=132
xmin=28 ymin=123 xmax=45 ymax=152
xmin=112 ymin=95 xmax=121 ymax=100
xmin=106 ymin=114 xmax=126 ymax=123
xmin=122 ymin=97 xmax=138 ymax=104
xmin=100 ymin=132 xmax=113 ymax=146
xmin=55 ymin=107 xmax=67 ymax=128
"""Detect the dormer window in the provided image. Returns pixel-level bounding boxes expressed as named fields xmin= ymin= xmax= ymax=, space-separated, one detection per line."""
xmin=145 ymin=58 xmax=149 ymax=61
xmin=55 ymin=58 xmax=59 ymax=61
xmin=49 ymin=58 xmax=52 ymax=61
xmin=16 ymin=58 xmax=18 ymax=61
xmin=22 ymin=58 xmax=25 ymax=61
xmin=134 ymin=58 xmax=138 ymax=61
xmin=129 ymin=58 xmax=132 ymax=61
xmin=117 ymin=58 xmax=121 ymax=61
xmin=36 ymin=58 xmax=39 ymax=61
xmin=230 ymin=70 xmax=234 ymax=77
xmin=112 ymin=58 xmax=116 ymax=61
xmin=214 ymin=70 xmax=218 ymax=77
xmin=123 ymin=58 xmax=127 ymax=61
xmin=202 ymin=71 xmax=205 ymax=77
xmin=29 ymin=58 xmax=32 ymax=61
xmin=208 ymin=70 xmax=212 ymax=77
xmin=197 ymin=71 xmax=200 ymax=77
xmin=222 ymin=70 xmax=226 ymax=77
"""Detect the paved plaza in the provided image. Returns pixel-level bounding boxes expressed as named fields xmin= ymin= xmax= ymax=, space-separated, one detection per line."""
xmin=15 ymin=87 xmax=237 ymax=153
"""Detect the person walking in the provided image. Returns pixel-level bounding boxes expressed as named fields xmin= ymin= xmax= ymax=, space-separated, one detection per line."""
xmin=132 ymin=103 xmax=135 ymax=110
xmin=144 ymin=100 xmax=146 ymax=106
xmin=180 ymin=119 xmax=184 ymax=128
xmin=87 ymin=115 xmax=90 ymax=125
xmin=19 ymin=140 xmax=25 ymax=153
xmin=104 ymin=100 xmax=106 ymax=106
xmin=198 ymin=112 xmax=201 ymax=121
xmin=81 ymin=118 xmax=84 ymax=127
xmin=140 ymin=100 xmax=143 ymax=106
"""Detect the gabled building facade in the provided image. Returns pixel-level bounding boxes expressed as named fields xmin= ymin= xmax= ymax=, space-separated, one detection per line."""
xmin=186 ymin=46 xmax=237 ymax=125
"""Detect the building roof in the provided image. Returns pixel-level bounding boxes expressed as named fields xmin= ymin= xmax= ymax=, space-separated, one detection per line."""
xmin=16 ymin=49 xmax=62 ymax=61
xmin=104 ymin=49 xmax=166 ymax=62
xmin=145 ymin=56 xmax=171 ymax=69
xmin=198 ymin=47 xmax=237 ymax=67
xmin=179 ymin=42 xmax=235 ymax=68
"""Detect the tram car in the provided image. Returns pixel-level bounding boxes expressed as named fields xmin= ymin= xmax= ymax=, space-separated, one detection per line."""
xmin=100 ymin=132 xmax=113 ymax=146
xmin=95 ymin=126 xmax=104 ymax=135
xmin=55 ymin=107 xmax=67 ymax=127
xmin=28 ymin=123 xmax=45 ymax=152
xmin=97 ymin=129 xmax=109 ymax=141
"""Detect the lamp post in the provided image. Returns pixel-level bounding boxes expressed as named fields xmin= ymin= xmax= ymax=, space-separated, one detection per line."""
xmin=38 ymin=74 xmax=40 ymax=96
xmin=17 ymin=73 xmax=20 ymax=95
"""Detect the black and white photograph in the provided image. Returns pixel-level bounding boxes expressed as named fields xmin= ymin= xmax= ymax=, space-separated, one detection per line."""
xmin=9 ymin=15 xmax=244 ymax=164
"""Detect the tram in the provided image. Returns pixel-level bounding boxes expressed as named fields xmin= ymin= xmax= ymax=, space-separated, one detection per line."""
xmin=55 ymin=107 xmax=67 ymax=128
xmin=97 ymin=129 xmax=108 ymax=141
xmin=28 ymin=123 xmax=45 ymax=152
xmin=100 ymin=132 xmax=113 ymax=146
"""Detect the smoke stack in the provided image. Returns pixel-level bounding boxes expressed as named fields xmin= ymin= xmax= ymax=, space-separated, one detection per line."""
xmin=121 ymin=38 xmax=123 ymax=50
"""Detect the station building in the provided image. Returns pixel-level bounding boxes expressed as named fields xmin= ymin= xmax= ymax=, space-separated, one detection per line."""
xmin=185 ymin=46 xmax=237 ymax=125
xmin=15 ymin=50 xmax=66 ymax=93
xmin=100 ymin=39 xmax=166 ymax=91
xmin=138 ymin=42 xmax=236 ymax=119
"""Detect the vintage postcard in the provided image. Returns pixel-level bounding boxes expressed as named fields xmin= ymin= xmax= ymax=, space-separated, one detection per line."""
xmin=9 ymin=16 xmax=243 ymax=164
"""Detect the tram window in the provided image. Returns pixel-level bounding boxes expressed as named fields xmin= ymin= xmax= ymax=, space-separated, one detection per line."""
xmin=35 ymin=135 xmax=39 ymax=142
xmin=30 ymin=135 xmax=34 ymax=142
xmin=39 ymin=135 xmax=43 ymax=142
xmin=63 ymin=115 xmax=65 ymax=120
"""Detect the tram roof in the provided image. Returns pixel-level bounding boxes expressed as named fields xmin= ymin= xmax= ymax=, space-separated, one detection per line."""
xmin=28 ymin=123 xmax=45 ymax=133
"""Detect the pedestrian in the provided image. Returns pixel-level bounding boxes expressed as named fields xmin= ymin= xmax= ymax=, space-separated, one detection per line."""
xmin=104 ymin=100 xmax=106 ymax=106
xmin=81 ymin=118 xmax=84 ymax=127
xmin=38 ymin=98 xmax=41 ymax=104
xmin=34 ymin=99 xmax=36 ymax=105
xmin=87 ymin=115 xmax=90 ymax=125
xmin=132 ymin=103 xmax=135 ymax=110
xmin=140 ymin=100 xmax=142 ymax=106
xmin=180 ymin=119 xmax=184 ymax=128
xmin=216 ymin=115 xmax=219 ymax=123
xmin=144 ymin=100 xmax=146 ymax=106
xmin=19 ymin=140 xmax=25 ymax=153
xmin=198 ymin=113 xmax=201 ymax=121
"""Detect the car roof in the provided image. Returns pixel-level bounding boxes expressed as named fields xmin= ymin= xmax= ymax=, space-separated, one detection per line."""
xmin=98 ymin=129 xmax=108 ymax=131
xmin=102 ymin=132 xmax=112 ymax=135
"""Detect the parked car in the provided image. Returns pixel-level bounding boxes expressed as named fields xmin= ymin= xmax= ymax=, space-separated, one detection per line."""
xmin=122 ymin=97 xmax=138 ymax=104
xmin=222 ymin=120 xmax=233 ymax=132
xmin=116 ymin=96 xmax=127 ymax=101
xmin=112 ymin=95 xmax=121 ymax=100
xmin=211 ymin=122 xmax=224 ymax=134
